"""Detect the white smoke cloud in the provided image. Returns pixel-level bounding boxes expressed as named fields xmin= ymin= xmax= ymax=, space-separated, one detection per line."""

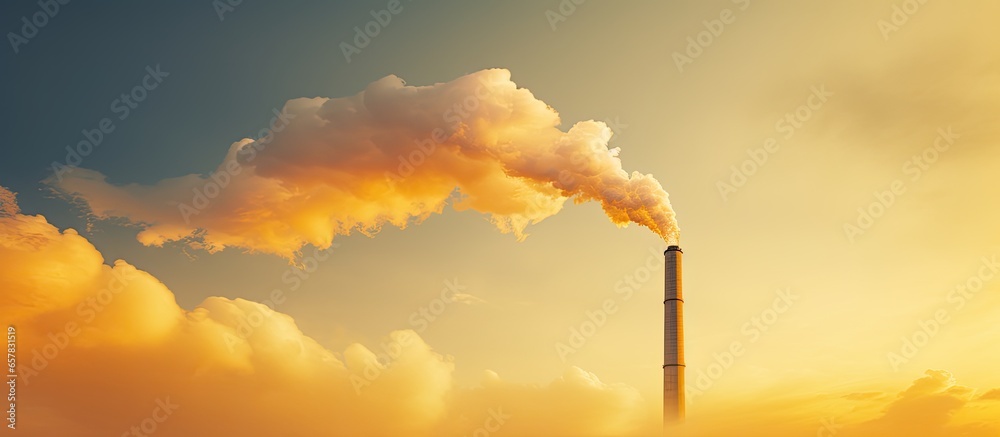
xmin=45 ymin=69 xmax=679 ymax=259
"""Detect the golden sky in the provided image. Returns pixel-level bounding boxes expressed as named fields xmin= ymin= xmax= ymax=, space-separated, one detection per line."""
xmin=2 ymin=0 xmax=999 ymax=436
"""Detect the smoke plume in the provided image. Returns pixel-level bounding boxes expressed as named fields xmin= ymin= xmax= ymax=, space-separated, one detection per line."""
xmin=46 ymin=69 xmax=678 ymax=259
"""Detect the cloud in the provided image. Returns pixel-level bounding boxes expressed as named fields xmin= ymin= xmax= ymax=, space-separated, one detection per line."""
xmin=979 ymin=389 xmax=1000 ymax=401
xmin=451 ymin=292 xmax=488 ymax=306
xmin=839 ymin=370 xmax=998 ymax=437
xmin=673 ymin=371 xmax=1000 ymax=437
xmin=0 ymin=186 xmax=18 ymax=217
xmin=5 ymin=189 xmax=997 ymax=436
xmin=45 ymin=69 xmax=679 ymax=260
xmin=0 ymin=189 xmax=656 ymax=436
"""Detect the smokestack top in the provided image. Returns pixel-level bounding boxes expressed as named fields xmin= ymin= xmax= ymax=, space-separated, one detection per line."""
xmin=665 ymin=245 xmax=682 ymax=254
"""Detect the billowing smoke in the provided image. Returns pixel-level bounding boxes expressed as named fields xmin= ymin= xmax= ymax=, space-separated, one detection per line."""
xmin=47 ymin=69 xmax=678 ymax=259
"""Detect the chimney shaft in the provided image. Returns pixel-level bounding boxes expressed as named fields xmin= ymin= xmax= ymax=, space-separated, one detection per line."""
xmin=664 ymin=245 xmax=685 ymax=426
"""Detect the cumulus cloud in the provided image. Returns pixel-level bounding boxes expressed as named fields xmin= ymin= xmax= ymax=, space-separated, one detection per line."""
xmin=673 ymin=371 xmax=1000 ymax=437
xmin=0 ymin=190 xmax=657 ymax=436
xmin=0 ymin=186 xmax=18 ymax=217
xmin=838 ymin=370 xmax=999 ymax=437
xmin=45 ymin=69 xmax=679 ymax=260
xmin=5 ymin=190 xmax=996 ymax=436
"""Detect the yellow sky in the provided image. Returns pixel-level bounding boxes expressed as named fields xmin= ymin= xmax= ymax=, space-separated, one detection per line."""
xmin=3 ymin=1 xmax=1000 ymax=436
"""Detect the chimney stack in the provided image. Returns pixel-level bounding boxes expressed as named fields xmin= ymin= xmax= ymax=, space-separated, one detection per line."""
xmin=664 ymin=245 xmax=685 ymax=426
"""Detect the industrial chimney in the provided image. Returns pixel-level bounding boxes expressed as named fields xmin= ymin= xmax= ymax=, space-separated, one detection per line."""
xmin=664 ymin=245 xmax=685 ymax=426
